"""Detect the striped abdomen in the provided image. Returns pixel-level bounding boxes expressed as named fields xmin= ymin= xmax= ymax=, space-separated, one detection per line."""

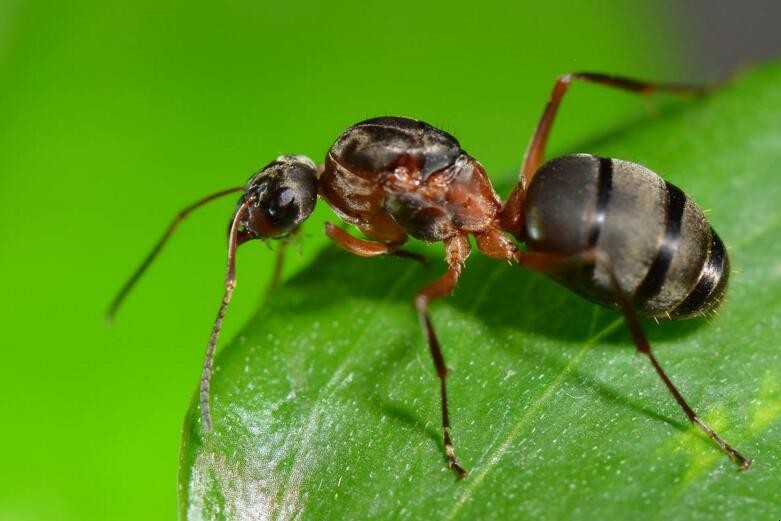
xmin=523 ymin=154 xmax=728 ymax=319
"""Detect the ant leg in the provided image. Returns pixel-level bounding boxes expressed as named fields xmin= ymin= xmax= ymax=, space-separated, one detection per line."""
xmin=389 ymin=249 xmax=429 ymax=266
xmin=324 ymin=222 xmax=427 ymax=265
xmin=106 ymin=186 xmax=244 ymax=322
xmin=598 ymin=256 xmax=752 ymax=470
xmin=325 ymin=222 xmax=404 ymax=256
xmin=267 ymin=226 xmax=304 ymax=293
xmin=415 ymin=233 xmax=470 ymax=478
xmin=514 ymin=249 xmax=752 ymax=470
xmin=500 ymin=73 xmax=707 ymax=237
xmin=268 ymin=240 xmax=287 ymax=293
xmin=473 ymin=226 xmax=518 ymax=262
xmin=522 ymin=73 xmax=708 ymax=184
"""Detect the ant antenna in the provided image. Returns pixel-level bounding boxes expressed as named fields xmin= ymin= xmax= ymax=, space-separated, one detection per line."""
xmin=106 ymin=187 xmax=244 ymax=323
xmin=199 ymin=201 xmax=248 ymax=432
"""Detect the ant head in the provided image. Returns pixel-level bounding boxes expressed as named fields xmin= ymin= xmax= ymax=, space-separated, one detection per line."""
xmin=235 ymin=155 xmax=318 ymax=240
xmin=107 ymin=155 xmax=317 ymax=324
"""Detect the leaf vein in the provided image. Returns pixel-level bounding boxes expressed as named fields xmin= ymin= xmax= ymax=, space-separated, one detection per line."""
xmin=445 ymin=317 xmax=624 ymax=521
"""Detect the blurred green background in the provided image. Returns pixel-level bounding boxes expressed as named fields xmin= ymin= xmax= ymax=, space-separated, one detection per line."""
xmin=0 ymin=1 xmax=704 ymax=519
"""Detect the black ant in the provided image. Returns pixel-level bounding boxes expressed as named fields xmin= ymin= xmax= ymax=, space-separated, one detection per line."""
xmin=109 ymin=72 xmax=751 ymax=478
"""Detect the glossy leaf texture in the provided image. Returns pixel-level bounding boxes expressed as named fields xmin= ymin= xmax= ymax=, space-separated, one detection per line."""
xmin=180 ymin=63 xmax=781 ymax=520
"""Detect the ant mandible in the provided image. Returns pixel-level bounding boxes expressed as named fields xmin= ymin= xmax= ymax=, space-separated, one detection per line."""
xmin=108 ymin=72 xmax=751 ymax=478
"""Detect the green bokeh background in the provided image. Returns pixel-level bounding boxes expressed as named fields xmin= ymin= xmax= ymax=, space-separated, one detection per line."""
xmin=0 ymin=2 xmax=693 ymax=520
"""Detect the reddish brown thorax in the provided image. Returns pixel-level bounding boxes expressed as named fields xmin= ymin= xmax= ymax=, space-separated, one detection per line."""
xmin=319 ymin=117 xmax=508 ymax=250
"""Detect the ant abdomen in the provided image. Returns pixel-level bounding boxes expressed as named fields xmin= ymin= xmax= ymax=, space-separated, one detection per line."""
xmin=524 ymin=153 xmax=729 ymax=319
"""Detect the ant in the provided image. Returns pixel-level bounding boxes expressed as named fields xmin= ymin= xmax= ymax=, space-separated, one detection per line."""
xmin=109 ymin=72 xmax=751 ymax=478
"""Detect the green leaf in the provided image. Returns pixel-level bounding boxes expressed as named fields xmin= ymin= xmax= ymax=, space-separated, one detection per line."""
xmin=180 ymin=64 xmax=781 ymax=520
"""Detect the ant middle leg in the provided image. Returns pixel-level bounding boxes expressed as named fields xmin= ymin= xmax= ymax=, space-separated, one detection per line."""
xmin=414 ymin=233 xmax=471 ymax=478
xmin=327 ymin=223 xmax=469 ymax=476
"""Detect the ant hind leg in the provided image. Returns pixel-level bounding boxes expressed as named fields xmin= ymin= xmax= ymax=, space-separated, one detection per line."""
xmin=513 ymin=248 xmax=751 ymax=470
xmin=597 ymin=254 xmax=752 ymax=470
xmin=501 ymin=73 xmax=707 ymax=237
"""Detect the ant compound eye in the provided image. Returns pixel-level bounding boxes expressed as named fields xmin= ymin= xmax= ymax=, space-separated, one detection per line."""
xmin=242 ymin=155 xmax=318 ymax=238
xmin=267 ymin=187 xmax=296 ymax=220
xmin=262 ymin=186 xmax=300 ymax=231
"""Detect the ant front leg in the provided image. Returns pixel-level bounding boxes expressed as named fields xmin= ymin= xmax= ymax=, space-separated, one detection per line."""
xmin=414 ymin=233 xmax=470 ymax=478
xmin=266 ymin=226 xmax=304 ymax=294
xmin=513 ymin=249 xmax=752 ymax=471
xmin=500 ymin=73 xmax=707 ymax=237
xmin=324 ymin=222 xmax=427 ymax=265
xmin=268 ymin=240 xmax=287 ymax=293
